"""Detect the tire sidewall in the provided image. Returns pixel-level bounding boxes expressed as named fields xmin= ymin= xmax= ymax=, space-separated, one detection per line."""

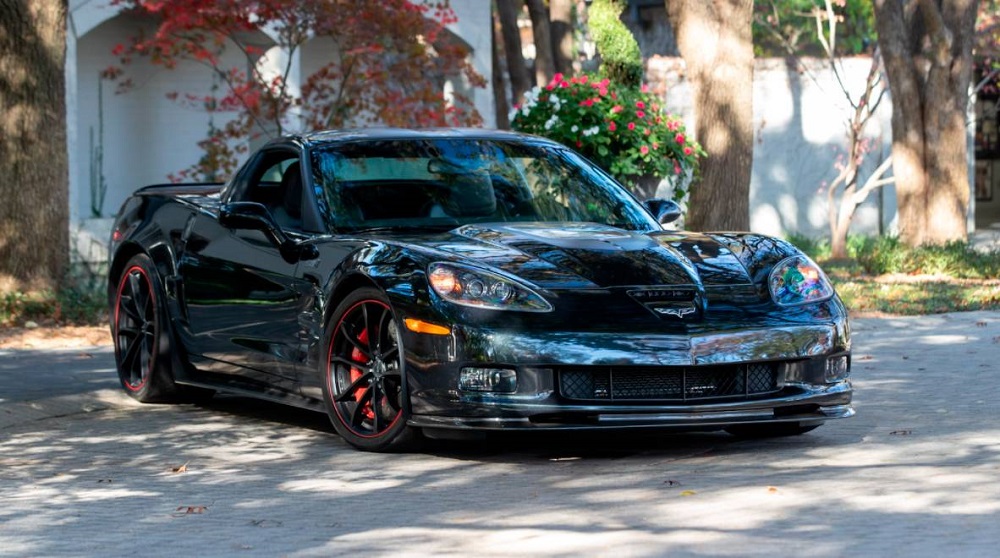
xmin=112 ymin=253 xmax=176 ymax=402
xmin=320 ymin=287 xmax=414 ymax=452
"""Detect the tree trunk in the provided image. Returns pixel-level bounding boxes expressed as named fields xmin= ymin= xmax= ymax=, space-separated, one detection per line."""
xmin=873 ymin=0 xmax=976 ymax=246
xmin=492 ymin=11 xmax=511 ymax=129
xmin=549 ymin=0 xmax=574 ymax=75
xmin=0 ymin=0 xmax=69 ymax=292
xmin=666 ymin=0 xmax=754 ymax=231
xmin=525 ymin=0 xmax=555 ymax=86
xmin=496 ymin=0 xmax=532 ymax=104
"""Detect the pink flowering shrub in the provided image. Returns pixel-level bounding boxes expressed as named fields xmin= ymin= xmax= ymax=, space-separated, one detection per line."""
xmin=510 ymin=73 xmax=703 ymax=200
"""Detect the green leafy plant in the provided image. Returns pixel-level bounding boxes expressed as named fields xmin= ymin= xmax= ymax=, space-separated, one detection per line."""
xmin=852 ymin=237 xmax=1000 ymax=278
xmin=589 ymin=0 xmax=643 ymax=87
xmin=788 ymin=233 xmax=1000 ymax=279
xmin=784 ymin=234 xmax=1000 ymax=315
xmin=510 ymin=73 xmax=703 ymax=200
xmin=1 ymin=283 xmax=107 ymax=327
xmin=785 ymin=232 xmax=831 ymax=261
xmin=753 ymin=0 xmax=877 ymax=57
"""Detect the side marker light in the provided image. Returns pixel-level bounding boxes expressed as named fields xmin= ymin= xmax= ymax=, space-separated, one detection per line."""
xmin=404 ymin=318 xmax=451 ymax=336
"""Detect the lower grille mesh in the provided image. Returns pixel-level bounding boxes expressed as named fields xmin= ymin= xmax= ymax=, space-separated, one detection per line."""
xmin=559 ymin=363 xmax=779 ymax=401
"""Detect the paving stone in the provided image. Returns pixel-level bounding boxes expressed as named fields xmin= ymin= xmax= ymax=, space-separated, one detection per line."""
xmin=1 ymin=312 xmax=998 ymax=556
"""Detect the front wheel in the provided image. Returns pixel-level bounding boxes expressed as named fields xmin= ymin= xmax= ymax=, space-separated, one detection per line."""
xmin=321 ymin=288 xmax=419 ymax=452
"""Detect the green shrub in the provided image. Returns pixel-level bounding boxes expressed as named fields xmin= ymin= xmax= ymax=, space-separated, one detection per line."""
xmin=785 ymin=234 xmax=1000 ymax=279
xmin=846 ymin=236 xmax=1000 ymax=278
xmin=589 ymin=0 xmax=643 ymax=87
xmin=853 ymin=236 xmax=907 ymax=275
xmin=785 ymin=233 xmax=830 ymax=261
xmin=1 ymin=282 xmax=106 ymax=327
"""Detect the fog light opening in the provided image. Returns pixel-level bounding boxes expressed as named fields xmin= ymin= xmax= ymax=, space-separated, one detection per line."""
xmin=459 ymin=367 xmax=517 ymax=393
xmin=825 ymin=355 xmax=850 ymax=383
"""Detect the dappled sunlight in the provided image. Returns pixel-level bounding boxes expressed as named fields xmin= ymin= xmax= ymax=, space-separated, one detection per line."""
xmin=1 ymin=312 xmax=999 ymax=555
xmin=914 ymin=334 xmax=981 ymax=345
xmin=184 ymin=428 xmax=324 ymax=465
xmin=2 ymin=395 xmax=998 ymax=556
xmin=304 ymin=527 xmax=673 ymax=557
xmin=748 ymin=58 xmax=889 ymax=238
xmin=579 ymin=487 xmax=661 ymax=505
xmin=280 ymin=477 xmax=407 ymax=494
xmin=751 ymin=204 xmax=785 ymax=237
xmin=301 ymin=522 xmax=846 ymax=557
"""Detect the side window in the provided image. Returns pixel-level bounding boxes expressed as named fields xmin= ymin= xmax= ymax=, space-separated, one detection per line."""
xmin=244 ymin=152 xmax=303 ymax=231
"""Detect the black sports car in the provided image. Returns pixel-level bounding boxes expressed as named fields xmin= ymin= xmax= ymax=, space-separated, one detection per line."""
xmin=108 ymin=128 xmax=853 ymax=451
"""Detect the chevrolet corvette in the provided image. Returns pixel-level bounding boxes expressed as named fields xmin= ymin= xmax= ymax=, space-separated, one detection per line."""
xmin=108 ymin=128 xmax=853 ymax=451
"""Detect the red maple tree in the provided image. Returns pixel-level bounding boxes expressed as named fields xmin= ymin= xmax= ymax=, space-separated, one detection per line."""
xmin=106 ymin=0 xmax=485 ymax=180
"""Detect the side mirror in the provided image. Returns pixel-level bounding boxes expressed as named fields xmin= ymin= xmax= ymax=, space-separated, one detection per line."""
xmin=644 ymin=198 xmax=682 ymax=225
xmin=219 ymin=202 xmax=318 ymax=263
xmin=219 ymin=202 xmax=278 ymax=232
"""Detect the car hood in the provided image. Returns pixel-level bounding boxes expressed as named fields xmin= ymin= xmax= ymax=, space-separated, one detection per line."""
xmin=420 ymin=222 xmax=754 ymax=290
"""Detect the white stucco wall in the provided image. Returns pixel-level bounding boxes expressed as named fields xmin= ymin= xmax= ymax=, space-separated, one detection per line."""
xmin=74 ymin=14 xmax=253 ymax=220
xmin=651 ymin=56 xmax=895 ymax=239
xmin=750 ymin=57 xmax=895 ymax=239
xmin=440 ymin=0 xmax=495 ymax=126
xmin=70 ymin=1 xmax=251 ymax=270
xmin=66 ymin=0 xmax=494 ymax=270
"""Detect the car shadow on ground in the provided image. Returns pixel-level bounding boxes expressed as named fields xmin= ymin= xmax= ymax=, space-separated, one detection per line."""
xmin=195 ymin=394 xmax=850 ymax=463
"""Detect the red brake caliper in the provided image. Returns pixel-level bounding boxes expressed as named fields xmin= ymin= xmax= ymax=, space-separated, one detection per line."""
xmin=350 ymin=328 xmax=375 ymax=420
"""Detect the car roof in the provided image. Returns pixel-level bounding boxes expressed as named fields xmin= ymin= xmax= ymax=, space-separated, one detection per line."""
xmin=269 ymin=127 xmax=558 ymax=150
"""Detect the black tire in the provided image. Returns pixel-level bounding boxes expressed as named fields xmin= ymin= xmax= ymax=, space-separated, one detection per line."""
xmin=111 ymin=253 xmax=179 ymax=403
xmin=725 ymin=422 xmax=821 ymax=439
xmin=321 ymin=287 xmax=420 ymax=452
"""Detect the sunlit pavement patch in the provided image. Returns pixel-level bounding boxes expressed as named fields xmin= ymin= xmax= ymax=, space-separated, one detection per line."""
xmin=0 ymin=313 xmax=998 ymax=556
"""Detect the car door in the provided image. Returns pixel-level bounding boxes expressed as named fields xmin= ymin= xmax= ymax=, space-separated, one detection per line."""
xmin=176 ymin=147 xmax=316 ymax=391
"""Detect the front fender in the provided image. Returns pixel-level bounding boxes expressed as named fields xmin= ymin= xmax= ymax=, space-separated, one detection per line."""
xmin=708 ymin=233 xmax=803 ymax=286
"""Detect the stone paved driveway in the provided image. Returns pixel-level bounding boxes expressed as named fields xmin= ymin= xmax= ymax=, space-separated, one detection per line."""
xmin=1 ymin=312 xmax=998 ymax=556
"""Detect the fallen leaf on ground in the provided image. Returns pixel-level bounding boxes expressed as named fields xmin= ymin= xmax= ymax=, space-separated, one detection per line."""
xmin=248 ymin=519 xmax=283 ymax=528
xmin=679 ymin=490 xmax=697 ymax=497
xmin=174 ymin=506 xmax=207 ymax=516
xmin=767 ymin=486 xmax=779 ymax=493
xmin=171 ymin=462 xmax=189 ymax=474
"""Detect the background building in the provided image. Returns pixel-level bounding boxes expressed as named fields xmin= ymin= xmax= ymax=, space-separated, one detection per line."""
xmin=66 ymin=0 xmax=494 ymax=275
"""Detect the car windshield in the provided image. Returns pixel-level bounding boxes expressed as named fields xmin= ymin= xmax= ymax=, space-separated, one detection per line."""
xmin=310 ymin=138 xmax=660 ymax=233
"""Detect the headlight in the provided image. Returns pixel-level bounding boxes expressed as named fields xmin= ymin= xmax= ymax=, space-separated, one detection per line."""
xmin=768 ymin=255 xmax=834 ymax=306
xmin=428 ymin=262 xmax=553 ymax=312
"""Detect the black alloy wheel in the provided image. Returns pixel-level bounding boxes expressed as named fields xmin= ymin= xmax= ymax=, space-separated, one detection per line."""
xmin=323 ymin=288 xmax=418 ymax=451
xmin=112 ymin=254 xmax=178 ymax=402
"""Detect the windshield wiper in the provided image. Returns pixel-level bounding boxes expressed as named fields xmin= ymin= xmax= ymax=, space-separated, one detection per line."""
xmin=345 ymin=223 xmax=457 ymax=234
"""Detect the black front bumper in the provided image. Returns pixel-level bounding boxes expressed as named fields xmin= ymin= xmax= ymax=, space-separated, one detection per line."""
xmin=402 ymin=319 xmax=854 ymax=432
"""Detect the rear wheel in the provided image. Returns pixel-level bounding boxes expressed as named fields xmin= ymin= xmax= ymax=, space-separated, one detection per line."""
xmin=112 ymin=254 xmax=178 ymax=402
xmin=725 ymin=422 xmax=820 ymax=439
xmin=322 ymin=288 xmax=419 ymax=452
